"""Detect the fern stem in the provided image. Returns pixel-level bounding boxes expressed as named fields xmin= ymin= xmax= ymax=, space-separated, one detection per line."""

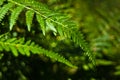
xmin=8 ymin=0 xmax=67 ymax=28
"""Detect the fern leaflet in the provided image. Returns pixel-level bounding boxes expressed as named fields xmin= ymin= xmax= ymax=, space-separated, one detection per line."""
xmin=36 ymin=14 xmax=46 ymax=35
xmin=0 ymin=3 xmax=14 ymax=22
xmin=26 ymin=10 xmax=34 ymax=31
xmin=10 ymin=6 xmax=24 ymax=30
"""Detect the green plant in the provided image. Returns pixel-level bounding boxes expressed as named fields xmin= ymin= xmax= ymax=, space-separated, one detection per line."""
xmin=0 ymin=0 xmax=94 ymax=69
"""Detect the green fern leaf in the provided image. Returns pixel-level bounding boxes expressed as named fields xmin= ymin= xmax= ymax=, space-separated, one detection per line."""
xmin=6 ymin=38 xmax=16 ymax=42
xmin=0 ymin=3 xmax=14 ymax=22
xmin=46 ymin=19 xmax=57 ymax=35
xmin=0 ymin=43 xmax=6 ymax=51
xmin=25 ymin=40 xmax=31 ymax=45
xmin=4 ymin=43 xmax=10 ymax=51
xmin=35 ymin=47 xmax=76 ymax=68
xmin=0 ymin=45 xmax=3 ymax=51
xmin=26 ymin=10 xmax=34 ymax=31
xmin=10 ymin=6 xmax=24 ymax=30
xmin=36 ymin=14 xmax=46 ymax=35
xmin=24 ymin=47 xmax=30 ymax=56
xmin=69 ymin=28 xmax=95 ymax=64
xmin=14 ymin=38 xmax=24 ymax=44
xmin=0 ymin=34 xmax=76 ymax=68
xmin=0 ymin=0 xmax=4 ymax=6
xmin=9 ymin=46 xmax=18 ymax=56
xmin=56 ymin=26 xmax=63 ymax=36
xmin=17 ymin=46 xmax=25 ymax=55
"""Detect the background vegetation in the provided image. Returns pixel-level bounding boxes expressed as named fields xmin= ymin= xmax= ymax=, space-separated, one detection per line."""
xmin=0 ymin=0 xmax=120 ymax=80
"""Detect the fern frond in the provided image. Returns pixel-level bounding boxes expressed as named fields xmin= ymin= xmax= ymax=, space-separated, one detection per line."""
xmin=0 ymin=34 xmax=76 ymax=68
xmin=7 ymin=0 xmax=95 ymax=64
xmin=10 ymin=6 xmax=24 ymax=30
xmin=68 ymin=28 xmax=95 ymax=64
xmin=26 ymin=10 xmax=34 ymax=31
xmin=0 ymin=3 xmax=14 ymax=22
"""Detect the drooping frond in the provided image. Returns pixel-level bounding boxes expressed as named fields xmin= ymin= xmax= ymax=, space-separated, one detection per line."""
xmin=67 ymin=28 xmax=95 ymax=64
xmin=0 ymin=34 xmax=76 ymax=68
xmin=10 ymin=6 xmax=24 ymax=30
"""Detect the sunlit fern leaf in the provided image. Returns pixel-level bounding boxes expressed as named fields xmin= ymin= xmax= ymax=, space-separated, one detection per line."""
xmin=4 ymin=43 xmax=10 ymax=51
xmin=36 ymin=14 xmax=46 ymax=35
xmin=0 ymin=0 xmax=4 ymax=6
xmin=10 ymin=45 xmax=19 ymax=56
xmin=0 ymin=3 xmax=14 ymax=22
xmin=24 ymin=47 xmax=30 ymax=56
xmin=0 ymin=43 xmax=6 ymax=51
xmin=10 ymin=6 xmax=24 ymax=30
xmin=17 ymin=46 xmax=25 ymax=55
xmin=36 ymin=47 xmax=76 ymax=68
xmin=26 ymin=10 xmax=34 ymax=31
xmin=14 ymin=38 xmax=25 ymax=44
xmin=30 ymin=42 xmax=35 ymax=46
xmin=6 ymin=38 xmax=16 ymax=43
xmin=25 ymin=40 xmax=32 ymax=45
xmin=0 ymin=34 xmax=76 ymax=68
xmin=0 ymin=45 xmax=3 ymax=51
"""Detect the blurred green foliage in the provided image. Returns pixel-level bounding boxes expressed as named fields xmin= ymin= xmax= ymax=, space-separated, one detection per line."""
xmin=0 ymin=0 xmax=120 ymax=80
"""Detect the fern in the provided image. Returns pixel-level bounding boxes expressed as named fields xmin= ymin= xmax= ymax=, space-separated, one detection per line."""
xmin=0 ymin=0 xmax=95 ymax=67
xmin=26 ymin=10 xmax=34 ymax=31
xmin=0 ymin=0 xmax=4 ymax=6
xmin=0 ymin=3 xmax=13 ymax=22
xmin=10 ymin=6 xmax=24 ymax=30
xmin=36 ymin=13 xmax=46 ymax=35
xmin=0 ymin=33 xmax=76 ymax=68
